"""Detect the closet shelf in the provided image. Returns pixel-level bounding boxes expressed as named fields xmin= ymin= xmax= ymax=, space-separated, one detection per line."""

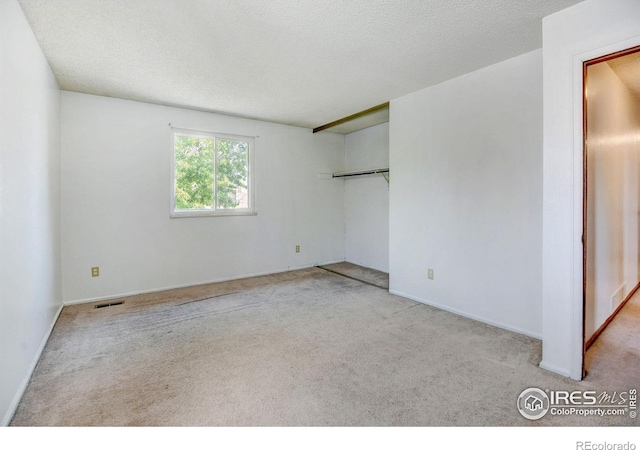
xmin=332 ymin=168 xmax=389 ymax=178
xmin=332 ymin=168 xmax=389 ymax=184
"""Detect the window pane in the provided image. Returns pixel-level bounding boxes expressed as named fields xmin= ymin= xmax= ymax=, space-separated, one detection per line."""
xmin=216 ymin=139 xmax=249 ymax=209
xmin=174 ymin=135 xmax=214 ymax=210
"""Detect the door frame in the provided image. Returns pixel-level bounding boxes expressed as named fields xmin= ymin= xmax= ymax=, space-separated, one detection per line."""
xmin=580 ymin=44 xmax=640 ymax=377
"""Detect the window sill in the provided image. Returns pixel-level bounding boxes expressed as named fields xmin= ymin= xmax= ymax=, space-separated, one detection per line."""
xmin=170 ymin=209 xmax=257 ymax=219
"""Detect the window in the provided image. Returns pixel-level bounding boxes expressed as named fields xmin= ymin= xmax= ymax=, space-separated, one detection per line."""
xmin=171 ymin=128 xmax=255 ymax=217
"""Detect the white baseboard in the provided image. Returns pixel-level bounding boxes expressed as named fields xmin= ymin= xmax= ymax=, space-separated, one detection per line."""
xmin=388 ymin=289 xmax=542 ymax=340
xmin=5 ymin=262 xmax=350 ymax=425
xmin=2 ymin=303 xmax=64 ymax=426
xmin=64 ymin=260 xmax=346 ymax=306
xmin=539 ymin=360 xmax=573 ymax=379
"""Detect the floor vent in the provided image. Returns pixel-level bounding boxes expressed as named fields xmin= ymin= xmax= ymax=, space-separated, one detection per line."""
xmin=94 ymin=301 xmax=124 ymax=309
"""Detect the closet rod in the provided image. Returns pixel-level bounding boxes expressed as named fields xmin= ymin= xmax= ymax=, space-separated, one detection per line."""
xmin=313 ymin=102 xmax=389 ymax=133
xmin=332 ymin=168 xmax=389 ymax=178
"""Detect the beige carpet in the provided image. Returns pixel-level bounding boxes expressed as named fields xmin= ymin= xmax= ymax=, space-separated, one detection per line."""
xmin=10 ymin=267 xmax=639 ymax=426
xmin=584 ymin=290 xmax=640 ymax=389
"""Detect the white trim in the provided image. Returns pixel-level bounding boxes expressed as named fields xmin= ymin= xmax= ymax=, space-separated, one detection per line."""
xmin=2 ymin=303 xmax=64 ymax=426
xmin=571 ymin=51 xmax=586 ymax=381
xmin=63 ymin=260 xmax=347 ymax=306
xmin=169 ymin=127 xmax=256 ymax=218
xmin=389 ymin=289 xmax=542 ymax=340
xmin=567 ymin=36 xmax=640 ymax=381
xmin=167 ymin=123 xmax=259 ymax=138
xmin=170 ymin=209 xmax=257 ymax=218
xmin=539 ymin=361 xmax=572 ymax=379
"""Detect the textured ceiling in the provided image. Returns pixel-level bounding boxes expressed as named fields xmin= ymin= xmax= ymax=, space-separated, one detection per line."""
xmin=608 ymin=51 xmax=640 ymax=103
xmin=18 ymin=0 xmax=583 ymax=131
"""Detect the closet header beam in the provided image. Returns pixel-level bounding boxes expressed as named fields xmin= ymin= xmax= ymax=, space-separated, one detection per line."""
xmin=313 ymin=102 xmax=389 ymax=133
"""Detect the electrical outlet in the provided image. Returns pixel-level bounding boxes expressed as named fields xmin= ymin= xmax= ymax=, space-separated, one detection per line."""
xmin=428 ymin=269 xmax=434 ymax=280
xmin=91 ymin=266 xmax=100 ymax=277
xmin=295 ymin=245 xmax=300 ymax=253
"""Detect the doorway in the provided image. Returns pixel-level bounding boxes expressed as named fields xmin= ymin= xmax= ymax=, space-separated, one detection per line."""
xmin=583 ymin=46 xmax=640 ymax=375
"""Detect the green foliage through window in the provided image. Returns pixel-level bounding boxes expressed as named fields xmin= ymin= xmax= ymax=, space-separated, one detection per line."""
xmin=216 ymin=139 xmax=249 ymax=209
xmin=173 ymin=131 xmax=251 ymax=213
xmin=175 ymin=136 xmax=214 ymax=210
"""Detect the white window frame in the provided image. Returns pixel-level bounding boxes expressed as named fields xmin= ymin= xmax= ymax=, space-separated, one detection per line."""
xmin=170 ymin=127 xmax=256 ymax=218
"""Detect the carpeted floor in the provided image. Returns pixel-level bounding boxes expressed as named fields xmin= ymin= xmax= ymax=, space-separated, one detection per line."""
xmin=584 ymin=290 xmax=640 ymax=389
xmin=9 ymin=266 xmax=639 ymax=426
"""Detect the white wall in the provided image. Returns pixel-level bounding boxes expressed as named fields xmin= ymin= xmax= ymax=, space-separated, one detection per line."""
xmin=0 ymin=0 xmax=62 ymax=425
xmin=542 ymin=0 xmax=640 ymax=379
xmin=61 ymin=92 xmax=345 ymax=303
xmin=585 ymin=62 xmax=640 ymax=340
xmin=389 ymin=49 xmax=543 ymax=338
xmin=344 ymin=123 xmax=389 ymax=272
